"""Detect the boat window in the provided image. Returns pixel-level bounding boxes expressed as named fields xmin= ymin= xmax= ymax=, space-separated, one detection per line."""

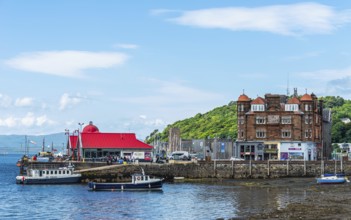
xmin=46 ymin=171 xmax=49 ymax=175
xmin=55 ymin=171 xmax=57 ymax=174
xmin=63 ymin=170 xmax=65 ymax=174
xmin=67 ymin=171 xmax=70 ymax=174
xmin=51 ymin=171 xmax=53 ymax=174
xmin=59 ymin=171 xmax=61 ymax=174
xmin=146 ymin=176 xmax=148 ymax=181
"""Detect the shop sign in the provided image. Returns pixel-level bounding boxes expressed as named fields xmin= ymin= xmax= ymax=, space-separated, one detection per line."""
xmin=288 ymin=148 xmax=302 ymax=150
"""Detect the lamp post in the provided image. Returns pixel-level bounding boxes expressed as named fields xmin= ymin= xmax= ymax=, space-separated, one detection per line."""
xmin=65 ymin=129 xmax=70 ymax=156
xmin=78 ymin=122 xmax=84 ymax=131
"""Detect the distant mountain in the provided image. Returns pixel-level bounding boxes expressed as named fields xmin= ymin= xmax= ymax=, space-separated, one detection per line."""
xmin=0 ymin=133 xmax=66 ymax=154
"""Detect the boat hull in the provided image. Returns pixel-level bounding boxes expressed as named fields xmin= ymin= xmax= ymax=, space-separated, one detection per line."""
xmin=16 ymin=175 xmax=81 ymax=184
xmin=316 ymin=177 xmax=346 ymax=184
xmin=88 ymin=180 xmax=163 ymax=191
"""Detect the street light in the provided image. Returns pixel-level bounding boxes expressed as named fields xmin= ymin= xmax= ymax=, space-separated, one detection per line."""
xmin=65 ymin=129 xmax=70 ymax=156
xmin=78 ymin=122 xmax=84 ymax=131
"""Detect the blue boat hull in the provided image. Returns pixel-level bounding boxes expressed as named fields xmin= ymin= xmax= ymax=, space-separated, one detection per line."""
xmin=88 ymin=180 xmax=163 ymax=191
xmin=316 ymin=178 xmax=346 ymax=184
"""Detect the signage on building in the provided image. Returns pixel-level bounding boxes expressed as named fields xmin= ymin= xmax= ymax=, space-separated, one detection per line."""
xmin=264 ymin=149 xmax=277 ymax=153
xmin=288 ymin=148 xmax=302 ymax=150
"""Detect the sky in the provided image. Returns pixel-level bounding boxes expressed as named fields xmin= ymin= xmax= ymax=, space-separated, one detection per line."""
xmin=1 ymin=1 xmax=351 ymax=139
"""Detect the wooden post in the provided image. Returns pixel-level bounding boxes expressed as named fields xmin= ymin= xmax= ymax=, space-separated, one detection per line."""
xmin=304 ymin=160 xmax=306 ymax=176
xmin=231 ymin=160 xmax=234 ymax=179
xmin=286 ymin=160 xmax=289 ymax=176
xmin=214 ymin=160 xmax=216 ymax=177
xmin=341 ymin=159 xmax=343 ymax=173
xmin=267 ymin=160 xmax=270 ymax=177
xmin=249 ymin=160 xmax=252 ymax=177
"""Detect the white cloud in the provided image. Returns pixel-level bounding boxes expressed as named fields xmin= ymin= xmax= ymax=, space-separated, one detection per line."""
xmin=284 ymin=51 xmax=322 ymax=61
xmin=139 ymin=115 xmax=147 ymax=119
xmin=297 ymin=66 xmax=351 ymax=82
xmin=0 ymin=94 xmax=12 ymax=108
xmin=21 ymin=112 xmax=35 ymax=127
xmin=164 ymin=3 xmax=351 ymax=36
xmin=119 ymin=79 xmax=223 ymax=105
xmin=0 ymin=116 xmax=16 ymax=127
xmin=0 ymin=112 xmax=56 ymax=128
xmin=5 ymin=50 xmax=129 ymax=78
xmin=15 ymin=97 xmax=33 ymax=107
xmin=113 ymin=44 xmax=139 ymax=49
xmin=59 ymin=93 xmax=85 ymax=110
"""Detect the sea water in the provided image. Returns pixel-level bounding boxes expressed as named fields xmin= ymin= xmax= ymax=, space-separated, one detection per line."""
xmin=0 ymin=154 xmax=315 ymax=220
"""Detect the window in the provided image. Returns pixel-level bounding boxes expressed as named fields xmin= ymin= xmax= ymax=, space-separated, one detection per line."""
xmin=59 ymin=171 xmax=61 ymax=174
xmin=251 ymin=104 xmax=265 ymax=111
xmin=238 ymin=116 xmax=245 ymax=124
xmin=238 ymin=130 xmax=244 ymax=138
xmin=256 ymin=130 xmax=266 ymax=138
xmin=305 ymin=104 xmax=312 ymax=111
xmin=238 ymin=104 xmax=244 ymax=112
xmin=281 ymin=116 xmax=291 ymax=124
xmin=305 ymin=115 xmax=312 ymax=124
xmin=256 ymin=116 xmax=266 ymax=124
xmin=305 ymin=129 xmax=312 ymax=138
xmin=285 ymin=104 xmax=299 ymax=111
xmin=282 ymin=130 xmax=291 ymax=138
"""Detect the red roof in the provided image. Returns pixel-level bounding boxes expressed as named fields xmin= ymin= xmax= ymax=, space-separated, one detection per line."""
xmin=82 ymin=121 xmax=100 ymax=133
xmin=287 ymin=97 xmax=300 ymax=104
xmin=251 ymin=97 xmax=265 ymax=104
xmin=300 ymin=93 xmax=313 ymax=101
xmin=69 ymin=135 xmax=78 ymax=150
xmin=80 ymin=133 xmax=153 ymax=149
xmin=237 ymin=94 xmax=250 ymax=101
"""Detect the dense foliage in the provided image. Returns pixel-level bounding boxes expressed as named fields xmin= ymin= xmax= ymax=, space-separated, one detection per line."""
xmin=145 ymin=101 xmax=237 ymax=143
xmin=146 ymin=96 xmax=351 ymax=144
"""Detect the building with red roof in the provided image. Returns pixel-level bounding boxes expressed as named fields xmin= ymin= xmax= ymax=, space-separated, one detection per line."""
xmin=236 ymin=90 xmax=332 ymax=161
xmin=67 ymin=121 xmax=153 ymax=161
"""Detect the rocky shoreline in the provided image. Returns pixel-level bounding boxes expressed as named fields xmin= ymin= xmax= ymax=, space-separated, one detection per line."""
xmin=247 ymin=182 xmax=351 ymax=219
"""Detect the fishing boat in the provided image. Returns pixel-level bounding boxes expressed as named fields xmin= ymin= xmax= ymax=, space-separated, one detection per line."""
xmin=16 ymin=163 xmax=81 ymax=184
xmin=88 ymin=168 xmax=163 ymax=191
xmin=316 ymin=173 xmax=348 ymax=184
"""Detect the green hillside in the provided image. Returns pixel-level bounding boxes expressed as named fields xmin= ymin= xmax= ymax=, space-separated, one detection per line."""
xmin=146 ymin=96 xmax=351 ymax=145
xmin=146 ymin=101 xmax=237 ymax=143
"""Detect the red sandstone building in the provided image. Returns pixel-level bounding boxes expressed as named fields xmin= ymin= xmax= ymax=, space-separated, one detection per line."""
xmin=235 ymin=91 xmax=331 ymax=161
xmin=67 ymin=121 xmax=153 ymax=161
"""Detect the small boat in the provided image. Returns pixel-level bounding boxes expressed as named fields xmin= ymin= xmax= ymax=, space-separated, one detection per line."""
xmin=88 ymin=168 xmax=164 ymax=191
xmin=316 ymin=173 xmax=347 ymax=184
xmin=16 ymin=163 xmax=81 ymax=184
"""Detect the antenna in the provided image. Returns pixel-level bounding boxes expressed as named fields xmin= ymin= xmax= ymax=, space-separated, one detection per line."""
xmin=287 ymin=73 xmax=290 ymax=97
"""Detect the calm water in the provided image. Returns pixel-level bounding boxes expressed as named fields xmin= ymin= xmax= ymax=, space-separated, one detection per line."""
xmin=0 ymin=154 xmax=315 ymax=220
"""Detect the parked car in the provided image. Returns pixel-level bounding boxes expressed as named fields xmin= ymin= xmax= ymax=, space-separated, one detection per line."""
xmin=168 ymin=151 xmax=190 ymax=160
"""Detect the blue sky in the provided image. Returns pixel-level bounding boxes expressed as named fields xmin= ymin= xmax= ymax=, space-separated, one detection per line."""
xmin=1 ymin=1 xmax=351 ymax=139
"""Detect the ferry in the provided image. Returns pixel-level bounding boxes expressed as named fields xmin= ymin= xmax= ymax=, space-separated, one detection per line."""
xmin=16 ymin=163 xmax=81 ymax=184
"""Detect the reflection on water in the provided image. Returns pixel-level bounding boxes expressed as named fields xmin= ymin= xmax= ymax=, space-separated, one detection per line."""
xmin=1 ymin=155 xmax=316 ymax=220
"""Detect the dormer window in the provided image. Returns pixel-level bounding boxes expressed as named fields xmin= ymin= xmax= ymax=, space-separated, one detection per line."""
xmin=251 ymin=104 xmax=265 ymax=111
xmin=285 ymin=104 xmax=299 ymax=111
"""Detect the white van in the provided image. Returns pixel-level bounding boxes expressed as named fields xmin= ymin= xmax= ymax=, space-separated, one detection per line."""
xmin=168 ymin=151 xmax=190 ymax=160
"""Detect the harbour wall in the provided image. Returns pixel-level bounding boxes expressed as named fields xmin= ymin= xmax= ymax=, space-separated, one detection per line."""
xmin=70 ymin=160 xmax=351 ymax=183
